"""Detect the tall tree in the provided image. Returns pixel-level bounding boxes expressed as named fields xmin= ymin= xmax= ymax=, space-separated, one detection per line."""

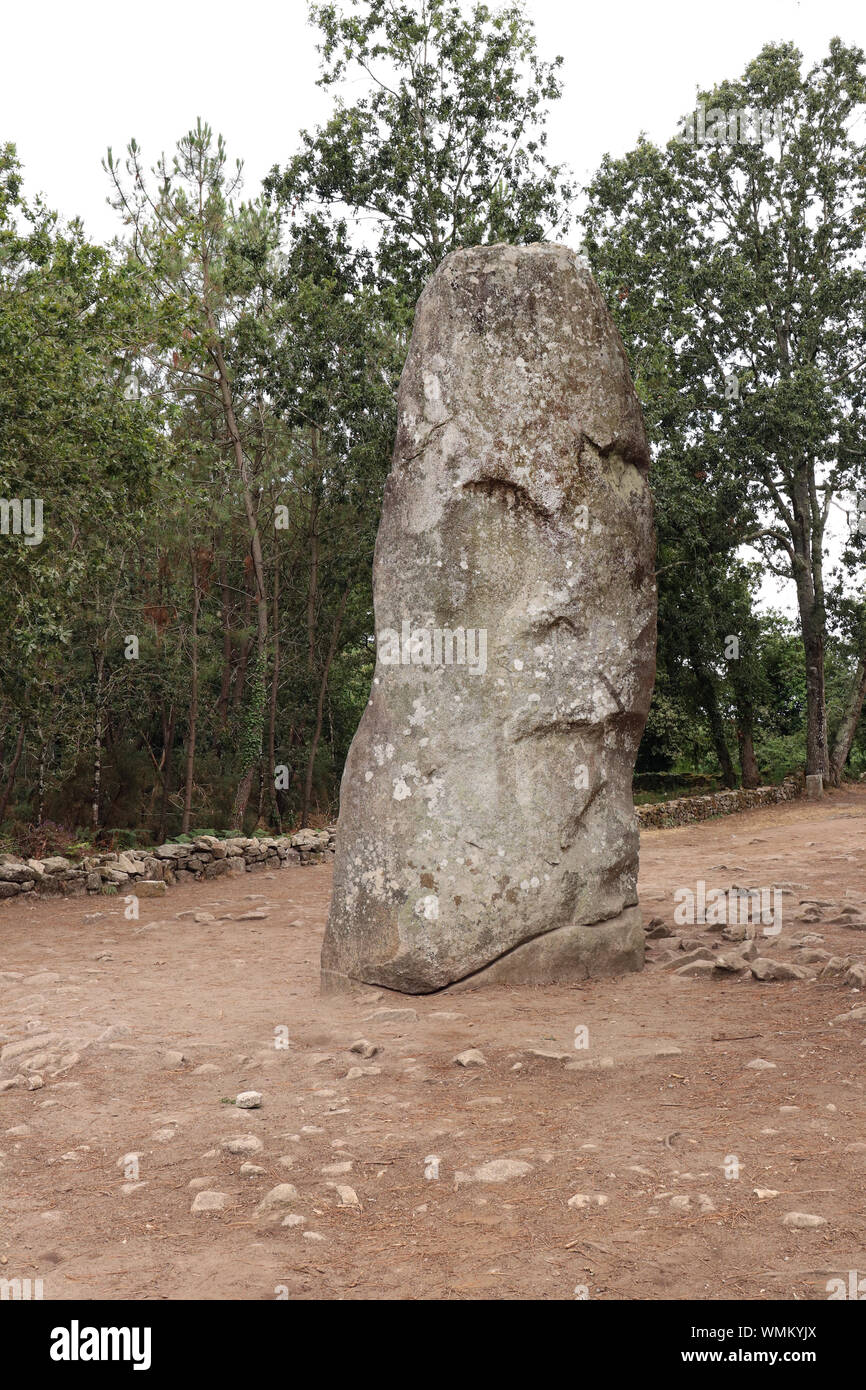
xmin=0 ymin=144 xmax=165 ymax=829
xmin=269 ymin=0 xmax=572 ymax=302
xmin=583 ymin=39 xmax=866 ymax=784
xmin=105 ymin=122 xmax=286 ymax=829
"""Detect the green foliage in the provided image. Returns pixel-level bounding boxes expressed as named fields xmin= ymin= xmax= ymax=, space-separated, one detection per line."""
xmin=584 ymin=39 xmax=866 ymax=779
xmin=269 ymin=0 xmax=572 ymax=301
xmin=4 ymin=21 xmax=866 ymax=838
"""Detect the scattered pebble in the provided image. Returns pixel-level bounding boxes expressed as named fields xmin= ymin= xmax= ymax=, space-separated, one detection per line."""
xmin=191 ymin=1191 xmax=234 ymax=1213
xmin=236 ymin=1091 xmax=262 ymax=1109
xmin=782 ymin=1211 xmax=826 ymax=1229
xmin=454 ymin=1049 xmax=487 ymax=1068
xmin=221 ymin=1134 xmax=263 ymax=1155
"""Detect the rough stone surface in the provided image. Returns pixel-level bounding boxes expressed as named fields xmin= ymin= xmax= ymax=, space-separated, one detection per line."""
xmin=805 ymin=774 xmax=824 ymax=801
xmin=322 ymin=243 xmax=656 ymax=994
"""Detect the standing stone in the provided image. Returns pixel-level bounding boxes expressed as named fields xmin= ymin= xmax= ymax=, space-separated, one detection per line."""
xmin=322 ymin=243 xmax=656 ymax=994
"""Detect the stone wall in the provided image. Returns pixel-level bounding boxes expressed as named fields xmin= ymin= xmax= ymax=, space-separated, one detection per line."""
xmin=636 ymin=778 xmax=802 ymax=830
xmin=0 ymin=779 xmax=810 ymax=902
xmin=0 ymin=829 xmax=336 ymax=902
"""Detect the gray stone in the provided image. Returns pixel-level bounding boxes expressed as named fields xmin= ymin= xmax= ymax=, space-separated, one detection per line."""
xmin=0 ymin=858 xmax=36 ymax=884
xmin=750 ymin=958 xmax=810 ymax=982
xmin=820 ymin=957 xmax=850 ymax=977
xmin=805 ymin=774 xmax=823 ymax=800
xmin=292 ymin=829 xmax=330 ymax=849
xmin=236 ymin=1091 xmax=262 ymax=1109
xmin=191 ymin=1190 xmax=235 ymax=1213
xmin=453 ymin=1049 xmax=486 ymax=1068
xmin=322 ymin=244 xmax=655 ymax=994
xmin=221 ymin=1134 xmax=263 ymax=1155
xmin=1 ymin=1033 xmax=60 ymax=1063
xmin=135 ymin=880 xmax=166 ymax=898
xmin=203 ymin=861 xmax=230 ymax=879
xmin=830 ymin=1005 xmax=866 ymax=1025
xmin=674 ymin=959 xmax=718 ymax=978
xmin=41 ymin=856 xmax=73 ymax=873
xmin=116 ymin=853 xmax=144 ymax=875
xmin=664 ymin=947 xmax=714 ymax=969
xmin=363 ymin=1007 xmax=417 ymax=1024
xmin=782 ymin=1211 xmax=826 ymax=1229
xmin=256 ymin=1183 xmax=299 ymax=1212
xmin=469 ymin=1159 xmax=533 ymax=1183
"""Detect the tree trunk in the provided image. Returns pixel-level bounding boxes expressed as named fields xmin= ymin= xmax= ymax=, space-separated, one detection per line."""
xmin=92 ymin=650 xmax=105 ymax=831
xmin=689 ymin=646 xmax=737 ymax=789
xmin=36 ymin=742 xmax=46 ymax=824
xmin=790 ymin=482 xmax=828 ymax=782
xmin=307 ymin=470 xmax=320 ymax=676
xmin=232 ymin=625 xmax=252 ymax=715
xmin=0 ymin=719 xmax=26 ymax=822
xmin=737 ymin=724 xmax=761 ymax=789
xmin=302 ymin=590 xmax=349 ymax=827
xmin=211 ymin=341 xmax=269 ymax=830
xmin=829 ymin=649 xmax=866 ymax=786
xmin=800 ymin=615 xmax=828 ymax=782
xmin=216 ymin=556 xmax=233 ymax=729
xmin=734 ymin=689 xmax=761 ymax=788
xmin=181 ymin=556 xmax=200 ymax=834
xmin=706 ymin=696 xmax=738 ymax=789
xmin=158 ymin=706 xmax=176 ymax=843
xmin=267 ymin=560 xmax=282 ymax=832
xmin=231 ymin=764 xmax=255 ymax=832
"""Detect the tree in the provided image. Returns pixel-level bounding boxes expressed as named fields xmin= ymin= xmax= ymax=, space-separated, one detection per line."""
xmin=265 ymin=215 xmax=403 ymax=823
xmin=269 ymin=0 xmax=573 ymax=302
xmin=105 ymin=122 xmax=287 ymax=829
xmin=583 ymin=39 xmax=866 ymax=784
xmin=0 ymin=144 xmax=165 ymax=830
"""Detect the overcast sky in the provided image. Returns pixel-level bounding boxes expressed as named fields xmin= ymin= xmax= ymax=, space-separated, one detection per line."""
xmin=3 ymin=0 xmax=864 ymax=612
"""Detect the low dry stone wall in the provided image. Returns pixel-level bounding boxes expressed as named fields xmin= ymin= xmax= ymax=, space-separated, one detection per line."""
xmin=0 ymin=829 xmax=336 ymax=902
xmin=636 ymin=778 xmax=802 ymax=830
xmin=0 ymin=779 xmax=810 ymax=901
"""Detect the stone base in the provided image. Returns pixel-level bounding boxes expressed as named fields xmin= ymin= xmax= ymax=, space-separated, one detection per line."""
xmin=321 ymin=906 xmax=644 ymax=996
xmin=805 ymin=774 xmax=823 ymax=800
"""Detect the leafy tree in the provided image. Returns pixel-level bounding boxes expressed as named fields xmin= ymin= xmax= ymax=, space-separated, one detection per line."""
xmin=105 ymin=122 xmax=288 ymax=828
xmin=583 ymin=39 xmax=866 ymax=784
xmin=269 ymin=0 xmax=573 ymax=301
xmin=0 ymin=144 xmax=165 ymax=826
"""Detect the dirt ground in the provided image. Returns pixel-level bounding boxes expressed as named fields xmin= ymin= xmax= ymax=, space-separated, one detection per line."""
xmin=2 ymin=787 xmax=865 ymax=1302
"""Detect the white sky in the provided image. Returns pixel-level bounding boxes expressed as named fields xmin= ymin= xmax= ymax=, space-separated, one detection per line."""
xmin=3 ymin=0 xmax=864 ymax=614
